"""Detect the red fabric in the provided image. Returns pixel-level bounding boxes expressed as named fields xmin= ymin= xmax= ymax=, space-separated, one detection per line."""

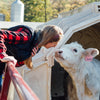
xmin=0 ymin=29 xmax=32 ymax=60
xmin=16 ymin=61 xmax=24 ymax=67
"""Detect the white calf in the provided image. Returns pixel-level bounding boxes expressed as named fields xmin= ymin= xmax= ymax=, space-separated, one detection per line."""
xmin=55 ymin=42 xmax=100 ymax=100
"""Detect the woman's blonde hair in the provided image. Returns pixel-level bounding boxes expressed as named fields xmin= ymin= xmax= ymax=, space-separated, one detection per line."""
xmin=38 ymin=25 xmax=63 ymax=48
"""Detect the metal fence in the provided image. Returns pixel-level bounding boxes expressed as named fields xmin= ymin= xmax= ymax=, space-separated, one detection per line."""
xmin=0 ymin=62 xmax=39 ymax=100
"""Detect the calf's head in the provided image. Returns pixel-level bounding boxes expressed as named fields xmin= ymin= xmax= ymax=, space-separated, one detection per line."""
xmin=55 ymin=42 xmax=99 ymax=68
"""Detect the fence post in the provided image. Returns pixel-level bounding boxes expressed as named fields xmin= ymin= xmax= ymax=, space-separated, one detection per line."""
xmin=0 ymin=67 xmax=11 ymax=100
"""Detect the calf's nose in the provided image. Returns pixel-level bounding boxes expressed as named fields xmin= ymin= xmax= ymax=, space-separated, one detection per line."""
xmin=58 ymin=51 xmax=63 ymax=54
xmin=55 ymin=50 xmax=63 ymax=57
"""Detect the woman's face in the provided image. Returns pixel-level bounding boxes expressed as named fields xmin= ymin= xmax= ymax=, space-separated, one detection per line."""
xmin=44 ymin=42 xmax=58 ymax=49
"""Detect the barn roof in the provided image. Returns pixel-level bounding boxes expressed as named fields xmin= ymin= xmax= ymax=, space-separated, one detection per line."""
xmin=37 ymin=2 xmax=100 ymax=32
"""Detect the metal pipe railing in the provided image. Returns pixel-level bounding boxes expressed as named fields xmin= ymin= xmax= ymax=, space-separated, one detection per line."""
xmin=0 ymin=62 xmax=39 ymax=100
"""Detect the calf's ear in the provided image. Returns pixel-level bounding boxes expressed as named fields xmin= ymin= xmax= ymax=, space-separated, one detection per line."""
xmin=82 ymin=48 xmax=99 ymax=62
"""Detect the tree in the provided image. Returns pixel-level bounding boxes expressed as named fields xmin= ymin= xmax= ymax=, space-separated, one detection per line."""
xmin=0 ymin=0 xmax=13 ymax=21
xmin=65 ymin=0 xmax=87 ymax=11
xmin=21 ymin=0 xmax=53 ymax=22
xmin=50 ymin=0 xmax=87 ymax=18
xmin=1 ymin=0 xmax=99 ymax=22
xmin=50 ymin=0 xmax=67 ymax=18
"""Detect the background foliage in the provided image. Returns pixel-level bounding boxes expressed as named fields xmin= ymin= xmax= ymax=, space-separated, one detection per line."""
xmin=0 ymin=0 xmax=100 ymax=22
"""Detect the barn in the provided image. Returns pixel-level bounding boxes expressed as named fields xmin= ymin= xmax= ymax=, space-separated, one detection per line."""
xmin=33 ymin=2 xmax=100 ymax=100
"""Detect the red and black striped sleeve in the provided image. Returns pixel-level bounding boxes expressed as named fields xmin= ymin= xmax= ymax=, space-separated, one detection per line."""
xmin=0 ymin=29 xmax=32 ymax=59
xmin=16 ymin=61 xmax=24 ymax=67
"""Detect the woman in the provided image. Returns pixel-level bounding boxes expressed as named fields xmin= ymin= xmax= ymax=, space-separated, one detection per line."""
xmin=0 ymin=25 xmax=64 ymax=91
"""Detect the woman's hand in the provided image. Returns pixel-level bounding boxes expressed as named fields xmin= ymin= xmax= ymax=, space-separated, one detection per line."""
xmin=0 ymin=56 xmax=17 ymax=65
xmin=31 ymin=47 xmax=38 ymax=57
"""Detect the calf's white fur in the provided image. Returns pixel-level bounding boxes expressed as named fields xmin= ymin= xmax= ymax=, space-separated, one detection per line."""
xmin=55 ymin=42 xmax=100 ymax=100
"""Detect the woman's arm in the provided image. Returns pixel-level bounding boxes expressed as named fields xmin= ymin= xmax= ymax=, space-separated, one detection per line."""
xmin=0 ymin=29 xmax=32 ymax=59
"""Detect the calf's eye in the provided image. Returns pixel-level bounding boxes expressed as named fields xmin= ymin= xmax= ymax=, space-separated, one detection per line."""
xmin=73 ymin=49 xmax=77 ymax=52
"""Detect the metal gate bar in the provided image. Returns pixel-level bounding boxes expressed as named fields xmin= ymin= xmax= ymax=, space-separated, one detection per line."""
xmin=0 ymin=62 xmax=39 ymax=100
